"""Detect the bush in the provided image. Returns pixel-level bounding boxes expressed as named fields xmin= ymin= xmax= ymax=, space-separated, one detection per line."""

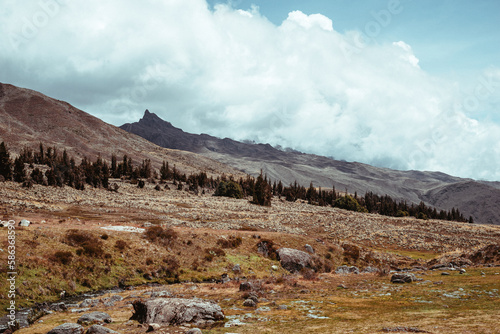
xmin=65 ymin=230 xmax=103 ymax=258
xmin=115 ymin=239 xmax=128 ymax=251
xmin=50 ymin=251 xmax=73 ymax=265
xmin=101 ymin=233 xmax=109 ymax=240
xmin=144 ymin=226 xmax=177 ymax=245
xmin=217 ymin=236 xmax=243 ymax=249
xmin=163 ymin=256 xmax=180 ymax=276
xmin=214 ymin=180 xmax=244 ymax=199
xmin=204 ymin=247 xmax=225 ymax=262
xmin=334 ymin=195 xmax=367 ymax=213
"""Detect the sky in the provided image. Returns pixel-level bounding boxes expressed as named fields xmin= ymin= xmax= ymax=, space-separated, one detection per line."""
xmin=1 ymin=0 xmax=500 ymax=181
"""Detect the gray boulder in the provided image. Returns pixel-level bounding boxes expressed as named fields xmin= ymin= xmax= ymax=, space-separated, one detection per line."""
xmin=304 ymin=244 xmax=315 ymax=254
xmin=335 ymin=265 xmax=360 ymax=275
xmin=77 ymin=312 xmax=112 ymax=326
xmin=19 ymin=219 xmax=30 ymax=227
xmin=130 ymin=298 xmax=224 ymax=327
xmin=150 ymin=290 xmax=172 ymax=298
xmin=186 ymin=329 xmax=202 ymax=334
xmin=276 ymin=248 xmax=312 ymax=273
xmin=243 ymin=299 xmax=257 ymax=308
xmin=239 ymin=282 xmax=254 ymax=292
xmin=391 ymin=273 xmax=417 ymax=284
xmin=85 ymin=325 xmax=120 ymax=334
xmin=47 ymin=323 xmax=84 ymax=334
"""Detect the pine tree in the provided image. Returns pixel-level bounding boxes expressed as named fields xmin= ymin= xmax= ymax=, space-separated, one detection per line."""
xmin=13 ymin=157 xmax=26 ymax=183
xmin=252 ymin=171 xmax=272 ymax=206
xmin=0 ymin=142 xmax=13 ymax=181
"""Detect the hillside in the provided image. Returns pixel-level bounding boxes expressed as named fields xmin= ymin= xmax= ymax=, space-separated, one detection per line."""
xmin=121 ymin=110 xmax=500 ymax=225
xmin=0 ymin=83 xmax=244 ymax=178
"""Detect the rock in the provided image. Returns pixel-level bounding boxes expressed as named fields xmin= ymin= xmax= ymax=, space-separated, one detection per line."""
xmin=146 ymin=323 xmax=161 ymax=332
xmin=130 ymin=298 xmax=224 ymax=327
xmin=47 ymin=323 xmax=84 ymax=334
xmin=239 ymin=282 xmax=254 ymax=292
xmin=77 ymin=312 xmax=112 ymax=326
xmin=221 ymin=273 xmax=230 ymax=284
xmin=459 ymin=268 xmax=466 ymax=274
xmin=151 ymin=290 xmax=172 ymax=298
xmin=109 ymin=295 xmax=123 ymax=303
xmin=304 ymin=244 xmax=315 ymax=254
xmin=362 ymin=266 xmax=379 ymax=273
xmin=271 ymin=265 xmax=279 ymax=271
xmin=390 ymin=273 xmax=416 ymax=284
xmin=277 ymin=305 xmax=288 ymax=310
xmin=50 ymin=302 xmax=68 ymax=312
xmin=246 ymin=292 xmax=259 ymax=303
xmin=19 ymin=219 xmax=30 ymax=227
xmin=186 ymin=329 xmax=202 ymax=334
xmin=243 ymin=299 xmax=257 ymax=307
xmin=79 ymin=299 xmax=92 ymax=308
xmin=257 ymin=241 xmax=272 ymax=257
xmin=335 ymin=265 xmax=360 ymax=275
xmin=276 ymin=248 xmax=312 ymax=273
xmin=85 ymin=325 xmax=120 ymax=334
xmin=232 ymin=264 xmax=241 ymax=273
xmin=441 ymin=272 xmax=450 ymax=276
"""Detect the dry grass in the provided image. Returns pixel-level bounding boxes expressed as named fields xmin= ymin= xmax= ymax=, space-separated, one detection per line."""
xmin=0 ymin=180 xmax=499 ymax=333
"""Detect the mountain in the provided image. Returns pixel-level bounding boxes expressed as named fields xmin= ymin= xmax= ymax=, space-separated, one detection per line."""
xmin=0 ymin=83 xmax=243 ymax=177
xmin=121 ymin=110 xmax=500 ymax=225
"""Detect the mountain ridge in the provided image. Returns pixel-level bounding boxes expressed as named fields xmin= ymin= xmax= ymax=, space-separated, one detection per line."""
xmin=121 ymin=110 xmax=500 ymax=225
xmin=0 ymin=82 xmax=244 ymax=178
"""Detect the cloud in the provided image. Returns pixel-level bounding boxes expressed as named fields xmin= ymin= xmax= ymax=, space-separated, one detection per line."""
xmin=0 ymin=0 xmax=499 ymax=181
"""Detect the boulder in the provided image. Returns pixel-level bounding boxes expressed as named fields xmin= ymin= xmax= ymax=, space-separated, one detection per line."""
xmin=232 ymin=264 xmax=241 ymax=273
xmin=150 ymin=290 xmax=172 ymax=298
xmin=85 ymin=325 xmax=120 ymax=334
xmin=186 ymin=329 xmax=202 ymax=334
xmin=276 ymin=248 xmax=312 ymax=273
xmin=390 ymin=273 xmax=416 ymax=284
xmin=239 ymin=282 xmax=254 ymax=292
xmin=335 ymin=265 xmax=360 ymax=275
xmin=19 ymin=219 xmax=30 ymax=227
xmin=130 ymin=298 xmax=224 ymax=327
xmin=77 ymin=312 xmax=112 ymax=326
xmin=304 ymin=244 xmax=315 ymax=254
xmin=47 ymin=323 xmax=84 ymax=334
xmin=243 ymin=299 xmax=257 ymax=308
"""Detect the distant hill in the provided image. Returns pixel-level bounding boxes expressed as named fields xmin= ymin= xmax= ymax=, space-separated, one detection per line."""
xmin=121 ymin=110 xmax=500 ymax=225
xmin=0 ymin=82 xmax=243 ymax=178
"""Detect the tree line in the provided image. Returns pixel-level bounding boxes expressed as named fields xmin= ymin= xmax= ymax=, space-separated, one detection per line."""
xmin=0 ymin=141 xmax=471 ymax=223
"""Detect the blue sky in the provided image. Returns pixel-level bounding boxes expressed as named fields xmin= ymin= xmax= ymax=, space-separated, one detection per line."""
xmin=1 ymin=0 xmax=499 ymax=180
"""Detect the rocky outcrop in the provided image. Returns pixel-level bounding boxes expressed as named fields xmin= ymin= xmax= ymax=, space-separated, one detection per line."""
xmin=390 ymin=273 xmax=417 ymax=284
xmin=47 ymin=323 xmax=84 ymax=334
xmin=130 ymin=298 xmax=224 ymax=327
xmin=77 ymin=312 xmax=112 ymax=326
xmin=85 ymin=325 xmax=120 ymax=334
xmin=276 ymin=248 xmax=312 ymax=273
xmin=335 ymin=265 xmax=360 ymax=275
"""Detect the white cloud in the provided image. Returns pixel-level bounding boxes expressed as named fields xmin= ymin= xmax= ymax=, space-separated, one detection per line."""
xmin=0 ymin=0 xmax=499 ymax=181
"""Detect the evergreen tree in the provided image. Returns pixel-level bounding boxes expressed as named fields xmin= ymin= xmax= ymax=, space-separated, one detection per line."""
xmin=13 ymin=157 xmax=26 ymax=183
xmin=0 ymin=142 xmax=13 ymax=181
xmin=252 ymin=171 xmax=272 ymax=206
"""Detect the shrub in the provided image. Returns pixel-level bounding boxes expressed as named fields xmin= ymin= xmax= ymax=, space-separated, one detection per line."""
xmin=334 ymin=195 xmax=367 ymax=213
xmin=217 ymin=236 xmax=243 ymax=249
xmin=65 ymin=229 xmax=103 ymax=258
xmin=144 ymin=226 xmax=177 ymax=245
xmin=214 ymin=180 xmax=244 ymax=199
xmin=50 ymin=251 xmax=73 ymax=265
xmin=204 ymin=247 xmax=225 ymax=262
xmin=115 ymin=239 xmax=128 ymax=251
xmin=101 ymin=233 xmax=109 ymax=240
xmin=146 ymin=258 xmax=154 ymax=265
xmin=163 ymin=256 xmax=180 ymax=276
xmin=300 ymin=268 xmax=318 ymax=280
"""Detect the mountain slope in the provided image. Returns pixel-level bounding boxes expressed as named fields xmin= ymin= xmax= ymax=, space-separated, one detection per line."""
xmin=0 ymin=83 xmax=243 ymax=177
xmin=121 ymin=110 xmax=500 ymax=225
